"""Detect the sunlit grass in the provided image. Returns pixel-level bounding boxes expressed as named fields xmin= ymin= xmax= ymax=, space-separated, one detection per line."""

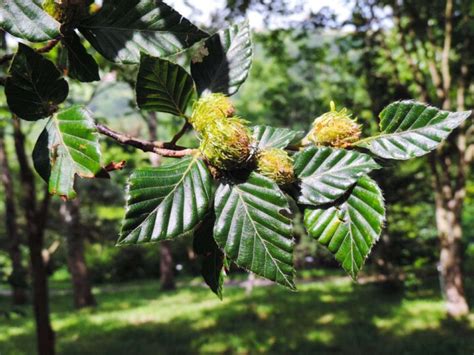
xmin=1 ymin=276 xmax=473 ymax=354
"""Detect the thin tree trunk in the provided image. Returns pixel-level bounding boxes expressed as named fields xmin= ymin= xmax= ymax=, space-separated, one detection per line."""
xmin=159 ymin=241 xmax=175 ymax=290
xmin=60 ymin=199 xmax=96 ymax=308
xmin=145 ymin=112 xmax=175 ymax=290
xmin=12 ymin=117 xmax=55 ymax=355
xmin=430 ymin=101 xmax=470 ymax=317
xmin=0 ymin=128 xmax=28 ymax=305
xmin=434 ymin=187 xmax=469 ymax=317
xmin=432 ymin=0 xmax=469 ymax=314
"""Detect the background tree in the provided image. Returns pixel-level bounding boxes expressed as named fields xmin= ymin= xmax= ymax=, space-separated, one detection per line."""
xmin=348 ymin=0 xmax=473 ymax=317
xmin=60 ymin=198 xmax=96 ymax=308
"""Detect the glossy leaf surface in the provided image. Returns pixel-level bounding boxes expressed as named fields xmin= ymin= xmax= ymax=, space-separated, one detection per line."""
xmin=356 ymin=100 xmax=471 ymax=160
xmin=214 ymin=173 xmax=295 ymax=289
xmin=119 ymin=156 xmax=213 ymax=244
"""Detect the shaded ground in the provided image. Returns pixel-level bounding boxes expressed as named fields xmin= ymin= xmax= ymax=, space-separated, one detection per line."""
xmin=1 ymin=276 xmax=473 ymax=354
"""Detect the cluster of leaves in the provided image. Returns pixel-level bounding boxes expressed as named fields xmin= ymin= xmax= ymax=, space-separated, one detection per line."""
xmin=1 ymin=0 xmax=471 ymax=298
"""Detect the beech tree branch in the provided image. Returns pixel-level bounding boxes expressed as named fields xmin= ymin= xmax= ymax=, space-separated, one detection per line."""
xmin=0 ymin=38 xmax=60 ymax=66
xmin=96 ymin=123 xmax=196 ymax=158
xmin=441 ymin=0 xmax=453 ymax=109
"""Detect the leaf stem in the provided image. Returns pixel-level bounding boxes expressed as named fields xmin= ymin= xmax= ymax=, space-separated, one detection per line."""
xmin=169 ymin=121 xmax=192 ymax=146
xmin=96 ymin=123 xmax=195 ymax=158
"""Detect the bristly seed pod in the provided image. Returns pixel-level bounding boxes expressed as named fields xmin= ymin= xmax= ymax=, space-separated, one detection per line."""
xmin=190 ymin=93 xmax=235 ymax=133
xmin=191 ymin=94 xmax=252 ymax=170
xmin=303 ymin=101 xmax=361 ymax=148
xmin=257 ymin=148 xmax=295 ymax=185
xmin=199 ymin=116 xmax=253 ymax=170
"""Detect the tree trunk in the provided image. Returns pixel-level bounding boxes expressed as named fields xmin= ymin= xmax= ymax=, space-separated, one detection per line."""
xmin=431 ymin=124 xmax=470 ymax=317
xmin=159 ymin=241 xmax=175 ymax=290
xmin=434 ymin=192 xmax=469 ymax=317
xmin=432 ymin=0 xmax=469 ymax=318
xmin=0 ymin=129 xmax=28 ymax=305
xmin=60 ymin=199 xmax=96 ymax=308
xmin=13 ymin=117 xmax=55 ymax=355
xmin=145 ymin=112 xmax=176 ymax=290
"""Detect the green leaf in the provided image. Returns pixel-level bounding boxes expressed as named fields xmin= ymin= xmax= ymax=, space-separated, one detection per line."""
xmin=62 ymin=33 xmax=100 ymax=83
xmin=355 ymin=100 xmax=472 ymax=160
xmin=193 ymin=214 xmax=225 ymax=299
xmin=252 ymin=125 xmax=305 ymax=149
xmin=0 ymin=0 xmax=60 ymax=42
xmin=191 ymin=21 xmax=252 ymax=96
xmin=78 ymin=0 xmax=208 ymax=64
xmin=32 ymin=106 xmax=102 ymax=199
xmin=304 ymin=175 xmax=385 ymax=279
xmin=119 ymin=156 xmax=214 ymax=245
xmin=136 ymin=54 xmax=195 ymax=116
xmin=5 ymin=43 xmax=68 ymax=121
xmin=294 ymin=146 xmax=380 ymax=206
xmin=214 ymin=173 xmax=295 ymax=289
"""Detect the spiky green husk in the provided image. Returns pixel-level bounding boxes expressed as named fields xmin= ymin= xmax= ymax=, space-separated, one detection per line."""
xmin=304 ymin=101 xmax=361 ymax=148
xmin=191 ymin=94 xmax=252 ymax=170
xmin=257 ymin=148 xmax=295 ymax=185
xmin=199 ymin=116 xmax=253 ymax=170
xmin=190 ymin=94 xmax=235 ymax=133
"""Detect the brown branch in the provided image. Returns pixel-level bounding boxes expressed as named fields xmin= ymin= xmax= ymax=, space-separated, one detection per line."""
xmin=392 ymin=3 xmax=428 ymax=101
xmin=441 ymin=0 xmax=453 ymax=109
xmin=0 ymin=38 xmax=60 ymax=66
xmin=96 ymin=123 xmax=196 ymax=158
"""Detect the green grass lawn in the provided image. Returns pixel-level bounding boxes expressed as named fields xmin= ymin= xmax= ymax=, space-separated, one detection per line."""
xmin=1 ymin=276 xmax=473 ymax=354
